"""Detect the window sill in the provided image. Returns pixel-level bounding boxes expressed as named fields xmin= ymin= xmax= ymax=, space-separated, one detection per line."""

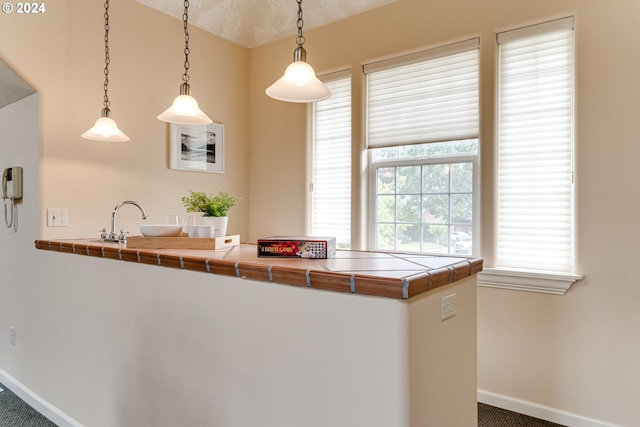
xmin=477 ymin=268 xmax=583 ymax=295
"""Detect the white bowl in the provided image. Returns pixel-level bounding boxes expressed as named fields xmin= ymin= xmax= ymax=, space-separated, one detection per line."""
xmin=140 ymin=224 xmax=183 ymax=237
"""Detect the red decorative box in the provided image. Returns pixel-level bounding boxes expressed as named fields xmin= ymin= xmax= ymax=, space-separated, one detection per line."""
xmin=257 ymin=236 xmax=336 ymax=259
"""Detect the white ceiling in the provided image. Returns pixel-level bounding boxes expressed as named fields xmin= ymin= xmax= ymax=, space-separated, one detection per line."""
xmin=135 ymin=0 xmax=399 ymax=48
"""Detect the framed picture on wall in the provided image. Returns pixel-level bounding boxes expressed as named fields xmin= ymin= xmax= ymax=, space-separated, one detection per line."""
xmin=169 ymin=122 xmax=225 ymax=173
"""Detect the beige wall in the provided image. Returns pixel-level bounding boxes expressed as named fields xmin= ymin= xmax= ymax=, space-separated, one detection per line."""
xmin=0 ymin=0 xmax=250 ymax=240
xmin=250 ymin=0 xmax=640 ymax=425
xmin=1 ymin=0 xmax=640 ymax=425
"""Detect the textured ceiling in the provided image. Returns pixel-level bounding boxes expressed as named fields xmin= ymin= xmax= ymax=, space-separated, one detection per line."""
xmin=135 ymin=0 xmax=399 ymax=48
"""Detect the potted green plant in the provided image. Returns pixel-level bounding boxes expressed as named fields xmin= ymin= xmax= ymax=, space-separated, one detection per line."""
xmin=182 ymin=190 xmax=239 ymax=237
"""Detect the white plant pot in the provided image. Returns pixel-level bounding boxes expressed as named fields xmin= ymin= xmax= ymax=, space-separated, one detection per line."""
xmin=201 ymin=216 xmax=228 ymax=237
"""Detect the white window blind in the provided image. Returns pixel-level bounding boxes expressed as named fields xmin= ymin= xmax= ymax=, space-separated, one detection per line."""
xmin=365 ymin=39 xmax=479 ymax=149
xmin=497 ymin=17 xmax=575 ymax=273
xmin=311 ymin=71 xmax=351 ymax=248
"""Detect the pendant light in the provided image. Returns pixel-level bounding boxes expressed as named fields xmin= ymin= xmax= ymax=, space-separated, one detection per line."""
xmin=158 ymin=0 xmax=212 ymax=125
xmin=266 ymin=0 xmax=331 ymax=103
xmin=82 ymin=0 xmax=129 ymax=142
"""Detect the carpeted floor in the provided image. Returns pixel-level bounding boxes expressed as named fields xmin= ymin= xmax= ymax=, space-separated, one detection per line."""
xmin=0 ymin=383 xmax=56 ymax=427
xmin=1 ymin=382 xmax=567 ymax=427
xmin=478 ymin=402 xmax=566 ymax=426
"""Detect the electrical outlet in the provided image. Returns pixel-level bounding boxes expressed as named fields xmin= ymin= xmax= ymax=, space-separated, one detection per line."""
xmin=441 ymin=293 xmax=457 ymax=320
xmin=10 ymin=326 xmax=15 ymax=345
xmin=47 ymin=208 xmax=68 ymax=227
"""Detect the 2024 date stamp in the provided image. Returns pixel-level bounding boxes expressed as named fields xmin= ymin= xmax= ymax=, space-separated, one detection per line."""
xmin=2 ymin=2 xmax=46 ymax=14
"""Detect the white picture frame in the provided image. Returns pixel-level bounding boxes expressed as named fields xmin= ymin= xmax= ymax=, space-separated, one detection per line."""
xmin=169 ymin=122 xmax=224 ymax=173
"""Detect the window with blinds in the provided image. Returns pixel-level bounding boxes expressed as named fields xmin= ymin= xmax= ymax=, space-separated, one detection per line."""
xmin=365 ymin=39 xmax=479 ymax=149
xmin=497 ymin=17 xmax=575 ymax=273
xmin=310 ymin=71 xmax=351 ymax=248
xmin=365 ymin=40 xmax=479 ymax=254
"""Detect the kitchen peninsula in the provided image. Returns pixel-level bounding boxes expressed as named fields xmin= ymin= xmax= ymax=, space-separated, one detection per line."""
xmin=35 ymin=239 xmax=482 ymax=427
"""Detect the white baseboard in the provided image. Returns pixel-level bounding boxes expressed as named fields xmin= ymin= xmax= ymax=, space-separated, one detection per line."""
xmin=478 ymin=389 xmax=624 ymax=427
xmin=0 ymin=369 xmax=83 ymax=427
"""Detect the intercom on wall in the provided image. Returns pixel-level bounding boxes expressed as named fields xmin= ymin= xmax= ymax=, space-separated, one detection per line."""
xmin=2 ymin=166 xmax=23 ymax=230
xmin=2 ymin=167 xmax=23 ymax=200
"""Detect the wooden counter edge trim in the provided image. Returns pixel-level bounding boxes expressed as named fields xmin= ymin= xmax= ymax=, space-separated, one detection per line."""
xmin=34 ymin=240 xmax=483 ymax=300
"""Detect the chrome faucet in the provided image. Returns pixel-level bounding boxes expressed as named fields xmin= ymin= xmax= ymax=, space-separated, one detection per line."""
xmin=100 ymin=200 xmax=147 ymax=243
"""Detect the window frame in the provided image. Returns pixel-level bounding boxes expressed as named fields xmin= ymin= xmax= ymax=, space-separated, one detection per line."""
xmin=363 ymin=39 xmax=480 ymax=255
xmin=368 ymin=146 xmax=480 ymax=256
xmin=477 ymin=16 xmax=583 ymax=294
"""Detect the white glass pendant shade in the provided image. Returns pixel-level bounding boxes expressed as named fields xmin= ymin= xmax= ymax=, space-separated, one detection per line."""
xmin=266 ymin=61 xmax=332 ymax=103
xmin=81 ymin=110 xmax=129 ymax=142
xmin=157 ymin=83 xmax=212 ymax=125
xmin=266 ymin=47 xmax=332 ymax=103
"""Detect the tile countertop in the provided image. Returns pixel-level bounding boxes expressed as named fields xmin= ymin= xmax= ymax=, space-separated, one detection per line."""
xmin=34 ymin=239 xmax=483 ymax=300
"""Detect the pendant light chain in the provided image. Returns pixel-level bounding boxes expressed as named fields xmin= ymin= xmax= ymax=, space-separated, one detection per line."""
xmin=296 ymin=0 xmax=305 ymax=48
xmin=103 ymin=0 xmax=111 ymax=110
xmin=82 ymin=0 xmax=129 ymax=141
xmin=182 ymin=0 xmax=190 ymax=84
